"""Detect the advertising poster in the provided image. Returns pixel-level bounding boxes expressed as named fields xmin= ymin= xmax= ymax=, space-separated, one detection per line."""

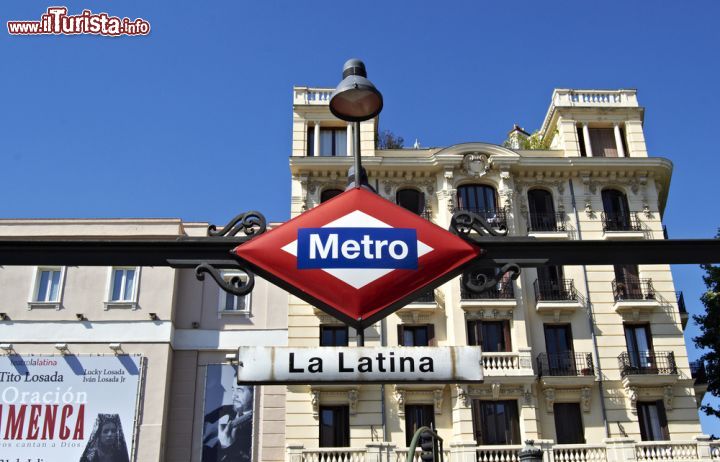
xmin=0 ymin=354 xmax=141 ymax=462
xmin=202 ymin=364 xmax=254 ymax=462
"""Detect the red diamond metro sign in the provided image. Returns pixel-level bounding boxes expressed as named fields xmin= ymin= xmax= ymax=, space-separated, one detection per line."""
xmin=232 ymin=188 xmax=482 ymax=329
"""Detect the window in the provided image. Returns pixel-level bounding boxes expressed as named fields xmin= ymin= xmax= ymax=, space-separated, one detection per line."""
xmin=614 ymin=264 xmax=647 ymax=300
xmin=638 ymin=401 xmax=669 ymax=441
xmin=624 ymin=324 xmax=654 ymax=370
xmin=589 ymin=128 xmax=618 ymax=158
xmin=527 ymin=189 xmax=557 ymax=231
xmin=457 ymin=185 xmax=498 ymax=216
xmin=107 ymin=267 xmax=138 ymax=305
xmin=602 ymin=189 xmax=633 ymax=231
xmin=554 ymin=403 xmax=585 ymax=444
xmin=396 ymin=189 xmax=425 ymax=215
xmin=398 ymin=325 xmax=434 ymax=346
xmin=321 ymin=189 xmax=343 ymax=203
xmin=308 ymin=128 xmax=348 ymax=157
xmin=405 ymin=404 xmax=435 ymax=446
xmin=30 ymin=267 xmax=65 ymax=307
xmin=467 ymin=320 xmax=511 ymax=352
xmin=218 ymin=271 xmax=251 ymax=314
xmin=320 ymin=325 xmax=349 ymax=346
xmin=471 ymin=400 xmax=520 ymax=445
xmin=319 ymin=406 xmax=349 ymax=447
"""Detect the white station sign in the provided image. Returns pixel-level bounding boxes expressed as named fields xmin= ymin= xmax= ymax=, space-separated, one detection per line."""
xmin=236 ymin=346 xmax=483 ymax=383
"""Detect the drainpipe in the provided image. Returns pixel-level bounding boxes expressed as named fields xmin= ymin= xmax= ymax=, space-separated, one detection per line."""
xmin=380 ymin=318 xmax=388 ymax=442
xmin=569 ymin=178 xmax=610 ymax=438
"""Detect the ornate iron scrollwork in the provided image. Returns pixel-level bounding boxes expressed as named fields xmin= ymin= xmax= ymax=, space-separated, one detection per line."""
xmin=462 ymin=263 xmax=521 ymax=294
xmin=195 ymin=262 xmax=255 ymax=296
xmin=208 ymin=211 xmax=267 ymax=237
xmin=450 ymin=210 xmax=507 ymax=238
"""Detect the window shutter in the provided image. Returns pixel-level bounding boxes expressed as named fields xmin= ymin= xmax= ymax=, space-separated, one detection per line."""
xmin=502 ymin=321 xmax=512 ymax=352
xmin=427 ymin=324 xmax=436 ymax=346
xmin=657 ymin=400 xmax=670 ymax=440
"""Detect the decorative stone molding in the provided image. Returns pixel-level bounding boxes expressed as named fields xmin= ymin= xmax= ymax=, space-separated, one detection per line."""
xmin=462 ymin=153 xmax=490 ymax=178
xmin=398 ymin=311 xmax=432 ymax=324
xmin=465 ymin=309 xmax=513 ymax=320
xmin=394 ymin=388 xmax=406 ymax=415
xmin=523 ymin=384 xmax=533 ymax=407
xmin=433 ymin=389 xmax=444 ymax=414
xmin=544 ymin=388 xmax=555 ymax=413
xmin=348 ymin=389 xmax=359 ymax=415
xmin=394 ymin=385 xmax=445 ymax=416
xmin=627 ymin=386 xmax=638 ymax=412
xmin=456 ymin=385 xmax=470 ymax=409
xmin=311 ymin=390 xmax=320 ymax=417
xmin=664 ymin=386 xmax=673 ymax=410
xmin=316 ymin=314 xmax=345 ymax=325
xmin=491 ymin=383 xmax=501 ymax=400
xmin=581 ymin=387 xmax=592 ymax=413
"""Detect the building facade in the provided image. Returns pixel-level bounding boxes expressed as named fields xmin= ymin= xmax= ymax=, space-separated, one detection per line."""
xmin=286 ymin=87 xmax=714 ymax=462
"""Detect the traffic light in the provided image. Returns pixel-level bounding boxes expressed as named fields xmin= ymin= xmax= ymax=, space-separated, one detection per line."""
xmin=419 ymin=430 xmax=438 ymax=462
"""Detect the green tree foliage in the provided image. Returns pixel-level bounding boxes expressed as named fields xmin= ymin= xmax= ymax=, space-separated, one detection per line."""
xmin=693 ymin=232 xmax=720 ymax=418
xmin=376 ymin=130 xmax=404 ymax=149
xmin=502 ymin=129 xmax=554 ymax=150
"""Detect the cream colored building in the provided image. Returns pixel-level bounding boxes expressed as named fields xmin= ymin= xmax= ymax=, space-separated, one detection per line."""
xmin=0 ymin=219 xmax=288 ymax=462
xmin=285 ymin=87 xmax=715 ymax=462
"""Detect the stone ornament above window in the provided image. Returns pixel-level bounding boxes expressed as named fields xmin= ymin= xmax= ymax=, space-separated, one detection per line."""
xmin=462 ymin=153 xmax=490 ymax=178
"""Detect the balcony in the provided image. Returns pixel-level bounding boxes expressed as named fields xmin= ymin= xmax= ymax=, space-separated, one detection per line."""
xmin=534 ymin=279 xmax=583 ymax=315
xmin=527 ymin=212 xmax=569 ymax=239
xmin=676 ymin=291 xmax=689 ymax=329
xmin=537 ymin=352 xmax=595 ymax=388
xmin=690 ymin=360 xmax=708 ymax=385
xmin=602 ymin=212 xmax=644 ymax=239
xmin=460 ymin=280 xmax=517 ymax=312
xmin=619 ymin=350 xmax=678 ymax=387
xmin=612 ymin=278 xmax=659 ymax=317
xmin=453 ymin=207 xmax=508 ymax=233
xmin=481 ymin=349 xmax=535 ymax=383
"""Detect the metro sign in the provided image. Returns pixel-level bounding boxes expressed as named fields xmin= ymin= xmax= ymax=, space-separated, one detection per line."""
xmin=233 ymin=188 xmax=482 ymax=329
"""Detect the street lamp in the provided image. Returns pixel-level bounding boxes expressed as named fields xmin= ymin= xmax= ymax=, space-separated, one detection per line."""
xmin=329 ymin=59 xmax=383 ymax=190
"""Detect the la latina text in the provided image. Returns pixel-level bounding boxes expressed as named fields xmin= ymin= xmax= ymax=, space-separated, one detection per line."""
xmin=288 ymin=351 xmax=434 ymax=374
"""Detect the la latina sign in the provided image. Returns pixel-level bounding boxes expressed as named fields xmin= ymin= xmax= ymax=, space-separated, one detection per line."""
xmin=234 ymin=188 xmax=481 ymax=329
xmin=237 ymin=347 xmax=484 ymax=384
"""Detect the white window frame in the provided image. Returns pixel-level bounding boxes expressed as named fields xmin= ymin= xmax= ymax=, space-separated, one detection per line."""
xmin=105 ymin=267 xmax=141 ymax=309
xmin=27 ymin=266 xmax=66 ymax=310
xmin=218 ymin=271 xmax=252 ymax=317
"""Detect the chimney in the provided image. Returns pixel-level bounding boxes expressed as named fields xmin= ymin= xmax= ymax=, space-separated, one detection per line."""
xmin=507 ymin=124 xmax=530 ymax=149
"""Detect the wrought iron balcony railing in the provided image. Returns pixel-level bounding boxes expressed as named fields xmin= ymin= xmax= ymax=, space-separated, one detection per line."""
xmin=601 ymin=211 xmax=641 ymax=232
xmin=527 ymin=212 xmax=567 ymax=232
xmin=534 ymin=279 xmax=579 ymax=302
xmin=411 ymin=290 xmax=435 ymax=303
xmin=618 ymin=350 xmax=677 ymax=377
xmin=537 ymin=352 xmax=594 ymax=377
xmin=676 ymin=291 xmax=687 ymax=315
xmin=453 ymin=207 xmax=507 ymax=231
xmin=420 ymin=209 xmax=432 ymax=221
xmin=461 ymin=282 xmax=515 ymax=300
xmin=690 ymin=360 xmax=708 ymax=384
xmin=612 ymin=277 xmax=655 ymax=302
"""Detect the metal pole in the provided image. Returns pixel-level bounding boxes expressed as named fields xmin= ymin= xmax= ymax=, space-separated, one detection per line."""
xmin=357 ymin=327 xmax=364 ymax=346
xmin=354 ymin=121 xmax=362 ymax=188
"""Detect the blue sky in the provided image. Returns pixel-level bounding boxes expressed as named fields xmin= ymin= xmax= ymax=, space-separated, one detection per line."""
xmin=2 ymin=1 xmax=719 ymax=435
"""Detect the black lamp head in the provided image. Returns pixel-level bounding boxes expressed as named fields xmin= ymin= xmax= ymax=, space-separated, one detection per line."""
xmin=329 ymin=59 xmax=383 ymax=122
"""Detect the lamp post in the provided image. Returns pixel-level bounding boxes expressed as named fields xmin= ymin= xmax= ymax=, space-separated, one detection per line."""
xmin=329 ymin=59 xmax=383 ymax=190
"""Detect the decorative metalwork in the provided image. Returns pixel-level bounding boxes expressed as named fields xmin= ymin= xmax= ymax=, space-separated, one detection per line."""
xmin=450 ymin=209 xmax=508 ymax=237
xmin=195 ymin=262 xmax=255 ymax=296
xmin=537 ymin=352 xmax=594 ymax=377
xmin=533 ymin=279 xmax=578 ymax=302
xmin=461 ymin=263 xmax=520 ymax=295
xmin=612 ymin=277 xmax=655 ymax=301
xmin=601 ymin=211 xmax=641 ymax=232
xmin=618 ymin=350 xmax=678 ymax=377
xmin=208 ymin=211 xmax=267 ymax=237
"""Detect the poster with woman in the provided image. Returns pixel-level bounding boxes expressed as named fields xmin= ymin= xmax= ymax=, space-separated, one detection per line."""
xmin=0 ymin=355 xmax=141 ymax=461
xmin=202 ymin=364 xmax=255 ymax=462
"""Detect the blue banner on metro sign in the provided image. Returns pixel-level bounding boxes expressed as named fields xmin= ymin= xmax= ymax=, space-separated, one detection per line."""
xmin=297 ymin=227 xmax=418 ymax=269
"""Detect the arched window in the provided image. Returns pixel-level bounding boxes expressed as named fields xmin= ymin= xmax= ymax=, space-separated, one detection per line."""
xmin=527 ymin=189 xmax=557 ymax=231
xmin=601 ymin=189 xmax=635 ymax=231
xmin=396 ymin=189 xmax=425 ymax=215
xmin=320 ymin=189 xmax=343 ymax=203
